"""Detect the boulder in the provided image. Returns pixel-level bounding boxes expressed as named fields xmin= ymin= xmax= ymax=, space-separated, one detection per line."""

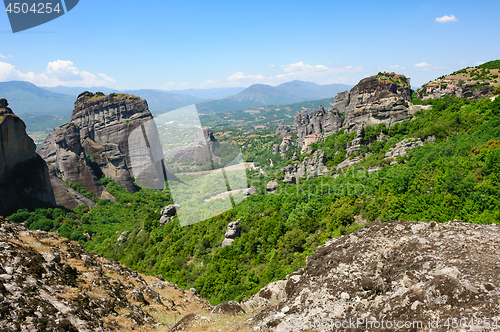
xmin=266 ymin=180 xmax=278 ymax=194
xmin=243 ymin=186 xmax=256 ymax=197
xmin=169 ymin=313 xmax=198 ymax=332
xmin=222 ymin=220 xmax=241 ymax=247
xmin=159 ymin=204 xmax=180 ymax=225
xmin=211 ymin=301 xmax=245 ymax=315
xmin=224 ymin=220 xmax=241 ymax=239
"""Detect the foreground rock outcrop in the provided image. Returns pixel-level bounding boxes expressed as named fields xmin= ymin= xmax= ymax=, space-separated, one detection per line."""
xmin=0 ymin=99 xmax=55 ymax=214
xmin=251 ymin=220 xmax=500 ymax=331
xmin=0 ymin=216 xmax=213 ymax=331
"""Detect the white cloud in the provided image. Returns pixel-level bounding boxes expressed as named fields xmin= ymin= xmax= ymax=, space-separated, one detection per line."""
xmin=414 ymin=62 xmax=446 ymax=71
xmin=267 ymin=64 xmax=275 ymax=68
xmin=0 ymin=60 xmax=117 ymax=87
xmin=436 ymin=15 xmax=458 ymax=23
xmin=227 ymin=72 xmax=266 ymax=81
xmin=98 ymin=73 xmax=116 ymax=83
xmin=415 ymin=62 xmax=432 ymax=70
xmin=0 ymin=53 xmax=12 ymax=59
xmin=162 ymin=62 xmax=363 ymax=90
xmin=279 ymin=61 xmax=362 ymax=81
xmin=281 ymin=61 xmax=328 ymax=73
xmin=378 ymin=65 xmax=406 ymax=71
xmin=475 ymin=61 xmax=485 ymax=66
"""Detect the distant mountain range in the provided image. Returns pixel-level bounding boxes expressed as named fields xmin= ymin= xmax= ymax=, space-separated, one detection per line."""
xmin=42 ymin=86 xmax=203 ymax=113
xmin=196 ymin=81 xmax=352 ymax=113
xmin=0 ymin=81 xmax=74 ymax=115
xmin=0 ymin=80 xmax=352 ymax=133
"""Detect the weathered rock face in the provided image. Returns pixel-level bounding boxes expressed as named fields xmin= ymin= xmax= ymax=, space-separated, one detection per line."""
xmin=343 ymin=97 xmax=412 ymax=133
xmin=251 ymin=220 xmax=500 ymax=332
xmin=72 ymin=92 xmax=153 ymax=177
xmin=345 ymin=75 xmax=412 ymax=118
xmin=417 ymin=81 xmax=495 ymax=100
xmin=293 ymin=106 xmax=343 ymax=144
xmin=222 ymin=219 xmax=241 ymax=247
xmin=39 ymin=93 xmax=160 ymax=208
xmin=281 ymin=150 xmax=328 ymax=184
xmin=0 ymin=99 xmax=55 ymax=214
xmin=275 ymin=125 xmax=291 ymax=138
xmin=331 ymin=90 xmax=350 ymax=113
xmin=0 ymin=216 xmax=213 ymax=331
xmin=38 ymin=124 xmax=107 ymax=198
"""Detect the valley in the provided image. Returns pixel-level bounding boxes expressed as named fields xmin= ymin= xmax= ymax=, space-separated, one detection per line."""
xmin=1 ymin=60 xmax=500 ymax=331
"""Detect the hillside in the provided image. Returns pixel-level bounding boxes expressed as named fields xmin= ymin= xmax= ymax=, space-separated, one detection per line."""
xmin=199 ymin=97 xmax=336 ymax=130
xmin=4 ymin=68 xmax=500 ymax=310
xmin=0 ymin=216 xmax=214 ymax=331
xmin=418 ymin=60 xmax=500 ymax=100
xmin=0 ymin=81 xmax=75 ymax=116
xmin=196 ymin=81 xmax=351 ymax=113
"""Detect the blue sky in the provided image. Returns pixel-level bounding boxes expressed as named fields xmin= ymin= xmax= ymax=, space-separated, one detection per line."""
xmin=0 ymin=0 xmax=498 ymax=90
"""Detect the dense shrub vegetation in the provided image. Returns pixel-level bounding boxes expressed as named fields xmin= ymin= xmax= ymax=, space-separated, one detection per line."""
xmin=8 ymin=95 xmax=500 ymax=304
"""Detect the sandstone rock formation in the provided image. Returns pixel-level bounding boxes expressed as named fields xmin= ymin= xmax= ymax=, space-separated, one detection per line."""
xmin=39 ymin=93 xmax=158 ymax=196
xmin=343 ymin=97 xmax=412 ymax=134
xmin=0 ymin=216 xmax=213 ymax=331
xmin=222 ymin=219 xmax=241 ymax=247
xmin=0 ymin=99 xmax=55 ymax=214
xmin=341 ymin=75 xmax=412 ymax=118
xmin=281 ymin=150 xmax=328 ymax=184
xmin=251 ymin=220 xmax=500 ymax=331
xmin=39 ymin=92 xmax=170 ymax=209
xmin=272 ymin=137 xmax=293 ymax=157
xmin=159 ymin=204 xmax=180 ymax=225
xmin=293 ymin=106 xmax=343 ymax=147
xmin=275 ymin=125 xmax=291 ymax=138
xmin=38 ymin=124 xmax=109 ymax=199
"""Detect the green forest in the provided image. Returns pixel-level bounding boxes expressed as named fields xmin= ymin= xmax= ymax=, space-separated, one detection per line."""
xmin=8 ymin=93 xmax=500 ymax=304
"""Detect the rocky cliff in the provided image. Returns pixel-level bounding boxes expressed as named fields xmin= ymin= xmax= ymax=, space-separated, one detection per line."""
xmin=292 ymin=74 xmax=412 ymax=145
xmin=281 ymin=150 xmax=328 ymax=184
xmin=0 ymin=99 xmax=55 ymax=214
xmin=293 ymin=106 xmax=343 ymax=144
xmin=39 ymin=92 xmax=162 ymax=208
xmin=0 ymin=216 xmax=213 ymax=331
xmin=417 ymin=81 xmax=495 ymax=100
xmin=251 ymin=220 xmax=500 ymax=332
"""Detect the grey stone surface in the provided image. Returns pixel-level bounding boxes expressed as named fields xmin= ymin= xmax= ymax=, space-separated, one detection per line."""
xmin=0 ymin=99 xmax=55 ymax=214
xmin=251 ymin=220 xmax=500 ymax=331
